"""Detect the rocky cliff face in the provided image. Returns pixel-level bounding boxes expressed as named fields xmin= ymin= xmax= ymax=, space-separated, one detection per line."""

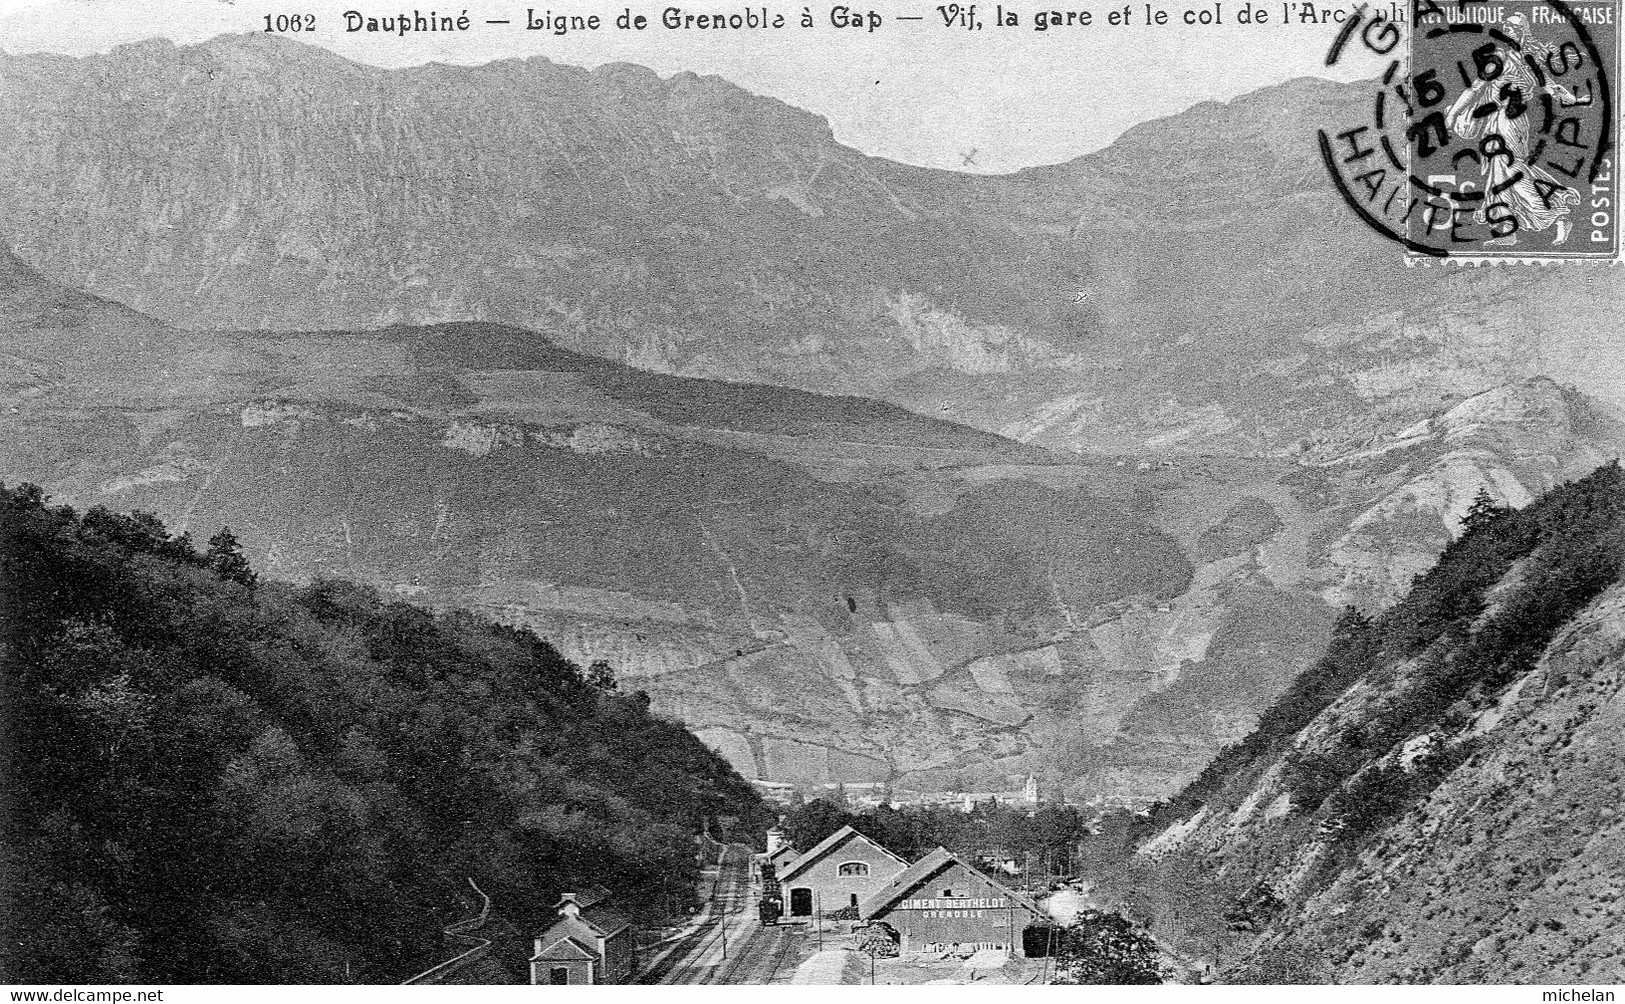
xmin=0 ymin=35 xmax=1048 ymax=397
xmin=2 ymin=35 xmax=1621 ymax=458
xmin=1108 ymin=464 xmax=1625 ymax=982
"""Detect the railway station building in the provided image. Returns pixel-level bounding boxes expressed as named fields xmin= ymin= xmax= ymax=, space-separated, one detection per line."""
xmin=858 ymin=847 xmax=1049 ymax=957
xmin=776 ymin=824 xmax=908 ymax=919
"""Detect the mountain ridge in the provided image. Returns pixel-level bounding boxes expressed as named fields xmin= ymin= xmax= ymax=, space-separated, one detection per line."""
xmin=3 ymin=34 xmax=1618 ymax=458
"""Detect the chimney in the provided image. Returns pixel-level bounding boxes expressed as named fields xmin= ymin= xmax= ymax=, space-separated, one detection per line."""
xmin=557 ymin=892 xmax=581 ymax=919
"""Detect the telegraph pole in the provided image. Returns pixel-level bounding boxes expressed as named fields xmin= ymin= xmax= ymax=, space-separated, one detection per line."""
xmin=1007 ymin=903 xmax=1014 ymax=959
xmin=1041 ymin=925 xmax=1057 ymax=984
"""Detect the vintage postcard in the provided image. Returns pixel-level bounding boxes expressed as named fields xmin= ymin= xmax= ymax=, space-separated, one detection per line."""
xmin=1 ymin=0 xmax=1622 ymax=991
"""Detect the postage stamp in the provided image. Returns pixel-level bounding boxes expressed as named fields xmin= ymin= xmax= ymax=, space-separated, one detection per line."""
xmin=1319 ymin=0 xmax=1619 ymax=259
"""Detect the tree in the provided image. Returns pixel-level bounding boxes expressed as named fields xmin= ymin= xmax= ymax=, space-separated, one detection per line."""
xmin=1051 ymin=909 xmax=1165 ymax=985
xmin=586 ymin=659 xmax=618 ymax=692
xmin=207 ymin=527 xmax=257 ymax=587
xmin=1459 ymin=488 xmax=1510 ymax=540
xmin=1032 ymin=804 xmax=1084 ymax=866
xmin=783 ymin=798 xmax=852 ymax=850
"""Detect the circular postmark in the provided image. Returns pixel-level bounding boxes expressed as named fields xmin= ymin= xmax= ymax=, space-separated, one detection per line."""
xmin=1319 ymin=0 xmax=1617 ymax=257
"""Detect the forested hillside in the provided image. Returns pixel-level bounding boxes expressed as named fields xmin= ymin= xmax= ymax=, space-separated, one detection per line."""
xmin=0 ymin=483 xmax=770 ymax=983
xmin=1084 ymin=462 xmax=1625 ymax=982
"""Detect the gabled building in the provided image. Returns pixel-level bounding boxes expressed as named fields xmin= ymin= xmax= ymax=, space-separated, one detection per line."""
xmin=765 ymin=841 xmax=799 ymax=873
xmin=858 ymin=846 xmax=1048 ymax=957
xmin=752 ymin=822 xmax=799 ymax=884
xmin=776 ymin=824 xmax=908 ymax=919
xmin=529 ymin=886 xmax=637 ymax=985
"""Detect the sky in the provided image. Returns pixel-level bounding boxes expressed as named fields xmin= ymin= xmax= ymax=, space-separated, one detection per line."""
xmin=0 ymin=0 xmax=1374 ymax=172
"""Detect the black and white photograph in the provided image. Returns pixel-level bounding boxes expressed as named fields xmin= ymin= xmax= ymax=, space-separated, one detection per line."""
xmin=0 ymin=0 xmax=1622 ymax=988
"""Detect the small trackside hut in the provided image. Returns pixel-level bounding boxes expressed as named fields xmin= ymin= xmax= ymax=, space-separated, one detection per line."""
xmin=775 ymin=824 xmax=908 ymax=920
xmin=857 ymin=847 xmax=1048 ymax=957
xmin=529 ymin=886 xmax=637 ymax=985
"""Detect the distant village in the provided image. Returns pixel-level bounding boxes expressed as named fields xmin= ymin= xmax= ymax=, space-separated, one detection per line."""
xmin=748 ymin=774 xmax=1156 ymax=813
xmin=750 ymin=775 xmax=1045 ymax=813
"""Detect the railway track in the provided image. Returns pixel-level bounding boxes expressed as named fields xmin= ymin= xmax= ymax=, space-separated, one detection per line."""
xmin=711 ymin=921 xmax=803 ymax=984
xmin=641 ymin=843 xmax=805 ymax=985
xmin=640 ymin=844 xmax=751 ymax=984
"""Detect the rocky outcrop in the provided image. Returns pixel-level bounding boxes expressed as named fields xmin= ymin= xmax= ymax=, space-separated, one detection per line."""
xmin=1320 ymin=379 xmax=1625 ymax=610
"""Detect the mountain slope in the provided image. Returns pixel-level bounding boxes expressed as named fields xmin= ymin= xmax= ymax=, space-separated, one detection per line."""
xmin=0 ymin=242 xmax=1210 ymax=796
xmin=4 ymin=234 xmax=1621 ymax=801
xmin=1097 ymin=463 xmax=1625 ymax=982
xmin=1 ymin=36 xmax=1620 ymax=458
xmin=3 ymin=28 xmax=1622 ymax=801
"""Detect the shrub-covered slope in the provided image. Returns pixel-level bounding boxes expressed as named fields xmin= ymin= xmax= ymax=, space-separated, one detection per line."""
xmin=1096 ymin=463 xmax=1625 ymax=983
xmin=0 ymin=483 xmax=771 ymax=983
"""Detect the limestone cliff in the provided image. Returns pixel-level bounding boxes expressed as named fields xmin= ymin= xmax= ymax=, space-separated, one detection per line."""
xmin=2 ymin=37 xmax=1621 ymax=458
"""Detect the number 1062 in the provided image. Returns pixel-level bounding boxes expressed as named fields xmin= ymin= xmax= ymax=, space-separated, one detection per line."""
xmin=264 ymin=13 xmax=316 ymax=31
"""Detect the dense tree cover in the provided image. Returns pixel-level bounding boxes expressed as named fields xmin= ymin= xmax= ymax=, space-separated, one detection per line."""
xmin=783 ymin=797 xmax=1088 ymax=871
xmin=0 ymin=484 xmax=771 ymax=983
xmin=1050 ymin=909 xmax=1165 ymax=984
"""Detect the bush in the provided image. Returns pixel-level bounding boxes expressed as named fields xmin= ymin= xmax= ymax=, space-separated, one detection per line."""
xmin=1052 ymin=909 xmax=1165 ymax=985
xmin=1223 ymin=883 xmax=1285 ymax=933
